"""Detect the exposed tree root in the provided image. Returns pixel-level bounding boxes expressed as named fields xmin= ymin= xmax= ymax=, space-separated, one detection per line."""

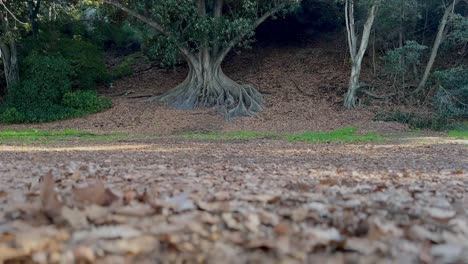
xmin=148 ymin=66 xmax=263 ymax=118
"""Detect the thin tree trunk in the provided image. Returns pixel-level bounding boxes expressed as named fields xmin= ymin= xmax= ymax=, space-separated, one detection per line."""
xmin=0 ymin=38 xmax=20 ymax=88
xmin=416 ymin=0 xmax=460 ymax=93
xmin=28 ymin=0 xmax=41 ymax=37
xmin=344 ymin=1 xmax=378 ymax=109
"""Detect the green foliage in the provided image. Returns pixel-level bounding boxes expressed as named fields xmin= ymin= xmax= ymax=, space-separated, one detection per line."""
xmin=0 ymin=129 xmax=128 ymax=143
xmin=433 ymin=67 xmax=468 ymax=120
xmin=111 ymin=56 xmax=136 ymax=79
xmin=57 ymin=38 xmax=109 ymax=89
xmin=144 ymin=35 xmax=183 ymax=68
xmin=0 ymin=107 xmax=24 ymax=124
xmin=446 ymin=14 xmax=468 ymax=47
xmin=21 ymin=32 xmax=109 ymax=90
xmin=62 ymin=91 xmax=112 ymax=114
xmin=184 ymin=127 xmax=384 ymax=143
xmin=10 ymin=53 xmax=73 ymax=106
xmin=0 ymin=53 xmax=111 ymax=124
xmin=383 ymin=41 xmax=427 ymax=79
xmin=85 ymin=21 xmax=144 ymax=51
xmin=118 ymin=0 xmax=298 ymax=58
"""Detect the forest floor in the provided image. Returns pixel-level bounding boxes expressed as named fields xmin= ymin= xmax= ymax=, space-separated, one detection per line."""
xmin=0 ymin=41 xmax=467 ymax=263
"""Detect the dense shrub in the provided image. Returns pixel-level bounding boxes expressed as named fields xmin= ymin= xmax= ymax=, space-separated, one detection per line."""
xmin=7 ymin=53 xmax=73 ymax=108
xmin=62 ymin=91 xmax=112 ymax=114
xmin=57 ymin=38 xmax=110 ymax=90
xmin=21 ymin=32 xmax=109 ymax=90
xmin=433 ymin=67 xmax=468 ymax=120
xmin=383 ymin=41 xmax=428 ymax=85
xmin=0 ymin=53 xmax=111 ymax=124
xmin=111 ymin=56 xmax=136 ymax=79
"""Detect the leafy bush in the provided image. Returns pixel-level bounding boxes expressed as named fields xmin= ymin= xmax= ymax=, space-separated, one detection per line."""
xmin=90 ymin=22 xmax=143 ymax=52
xmin=384 ymin=41 xmax=428 ymax=81
xmin=20 ymin=32 xmax=109 ymax=90
xmin=0 ymin=53 xmax=111 ymax=124
xmin=433 ymin=67 xmax=468 ymax=120
xmin=111 ymin=56 xmax=136 ymax=79
xmin=63 ymin=91 xmax=112 ymax=113
xmin=0 ymin=108 xmax=25 ymax=124
xmin=8 ymin=53 xmax=72 ymax=107
xmin=57 ymin=38 xmax=110 ymax=90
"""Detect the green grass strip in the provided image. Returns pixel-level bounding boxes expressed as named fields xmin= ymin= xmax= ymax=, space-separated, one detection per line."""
xmin=448 ymin=130 xmax=468 ymax=140
xmin=183 ymin=127 xmax=384 ymax=143
xmin=0 ymin=129 xmax=127 ymax=143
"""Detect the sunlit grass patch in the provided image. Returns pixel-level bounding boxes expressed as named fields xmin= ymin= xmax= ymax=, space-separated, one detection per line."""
xmin=0 ymin=129 xmax=127 ymax=143
xmin=184 ymin=127 xmax=385 ymax=143
xmin=182 ymin=131 xmax=278 ymax=140
xmin=448 ymin=130 xmax=468 ymax=140
xmin=285 ymin=127 xmax=384 ymax=143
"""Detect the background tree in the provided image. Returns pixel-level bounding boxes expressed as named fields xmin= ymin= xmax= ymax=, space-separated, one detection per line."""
xmin=0 ymin=0 xmax=27 ymax=89
xmin=102 ymin=0 xmax=299 ymax=117
xmin=343 ymin=0 xmax=379 ymax=109
xmin=416 ymin=0 xmax=467 ymax=93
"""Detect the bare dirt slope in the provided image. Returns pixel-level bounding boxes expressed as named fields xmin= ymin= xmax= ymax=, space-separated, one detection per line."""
xmin=0 ymin=40 xmax=410 ymax=136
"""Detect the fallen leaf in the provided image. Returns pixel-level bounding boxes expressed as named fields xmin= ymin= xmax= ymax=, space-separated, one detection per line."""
xmin=155 ymin=192 xmax=195 ymax=212
xmin=73 ymin=246 xmax=95 ymax=263
xmin=244 ymin=214 xmax=260 ymax=233
xmin=72 ymin=225 xmax=142 ymax=242
xmin=98 ymin=236 xmax=158 ymax=255
xmin=40 ymin=172 xmax=63 ymax=219
xmin=274 ymin=222 xmax=290 ymax=236
xmin=431 ymin=244 xmax=463 ymax=264
xmin=72 ymin=180 xmax=119 ymax=206
xmin=426 ymin=207 xmax=456 ymax=222
xmin=61 ymin=207 xmax=88 ymax=229
xmin=368 ymin=217 xmax=403 ymax=240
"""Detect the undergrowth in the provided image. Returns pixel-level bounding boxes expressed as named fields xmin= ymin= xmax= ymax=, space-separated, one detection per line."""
xmin=183 ymin=127 xmax=384 ymax=143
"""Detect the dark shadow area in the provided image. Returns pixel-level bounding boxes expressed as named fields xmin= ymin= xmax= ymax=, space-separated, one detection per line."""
xmin=255 ymin=0 xmax=343 ymax=47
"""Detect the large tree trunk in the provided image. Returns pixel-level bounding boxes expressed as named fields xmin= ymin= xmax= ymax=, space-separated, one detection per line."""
xmin=343 ymin=1 xmax=377 ymax=109
xmin=151 ymin=58 xmax=263 ymax=117
xmin=102 ymin=0 xmax=286 ymax=117
xmin=0 ymin=38 xmax=20 ymax=89
xmin=415 ymin=0 xmax=460 ymax=93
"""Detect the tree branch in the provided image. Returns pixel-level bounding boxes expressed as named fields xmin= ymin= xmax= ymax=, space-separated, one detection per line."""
xmin=0 ymin=2 xmax=28 ymax=25
xmin=215 ymin=3 xmax=287 ymax=65
xmin=102 ymin=0 xmax=198 ymax=64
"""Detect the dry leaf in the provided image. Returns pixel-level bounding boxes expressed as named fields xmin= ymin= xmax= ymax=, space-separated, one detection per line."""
xmin=40 ymin=172 xmax=63 ymax=219
xmin=72 ymin=180 xmax=119 ymax=206
xmin=72 ymin=225 xmax=142 ymax=242
xmin=426 ymin=207 xmax=456 ymax=222
xmin=61 ymin=207 xmax=89 ymax=229
xmin=98 ymin=236 xmax=158 ymax=255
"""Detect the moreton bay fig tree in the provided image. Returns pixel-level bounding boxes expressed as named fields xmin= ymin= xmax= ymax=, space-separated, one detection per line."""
xmin=102 ymin=0 xmax=299 ymax=117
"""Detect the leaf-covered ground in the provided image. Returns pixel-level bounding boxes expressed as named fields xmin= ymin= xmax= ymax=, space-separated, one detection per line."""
xmin=0 ymin=39 xmax=466 ymax=263
xmin=0 ymin=137 xmax=467 ymax=263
